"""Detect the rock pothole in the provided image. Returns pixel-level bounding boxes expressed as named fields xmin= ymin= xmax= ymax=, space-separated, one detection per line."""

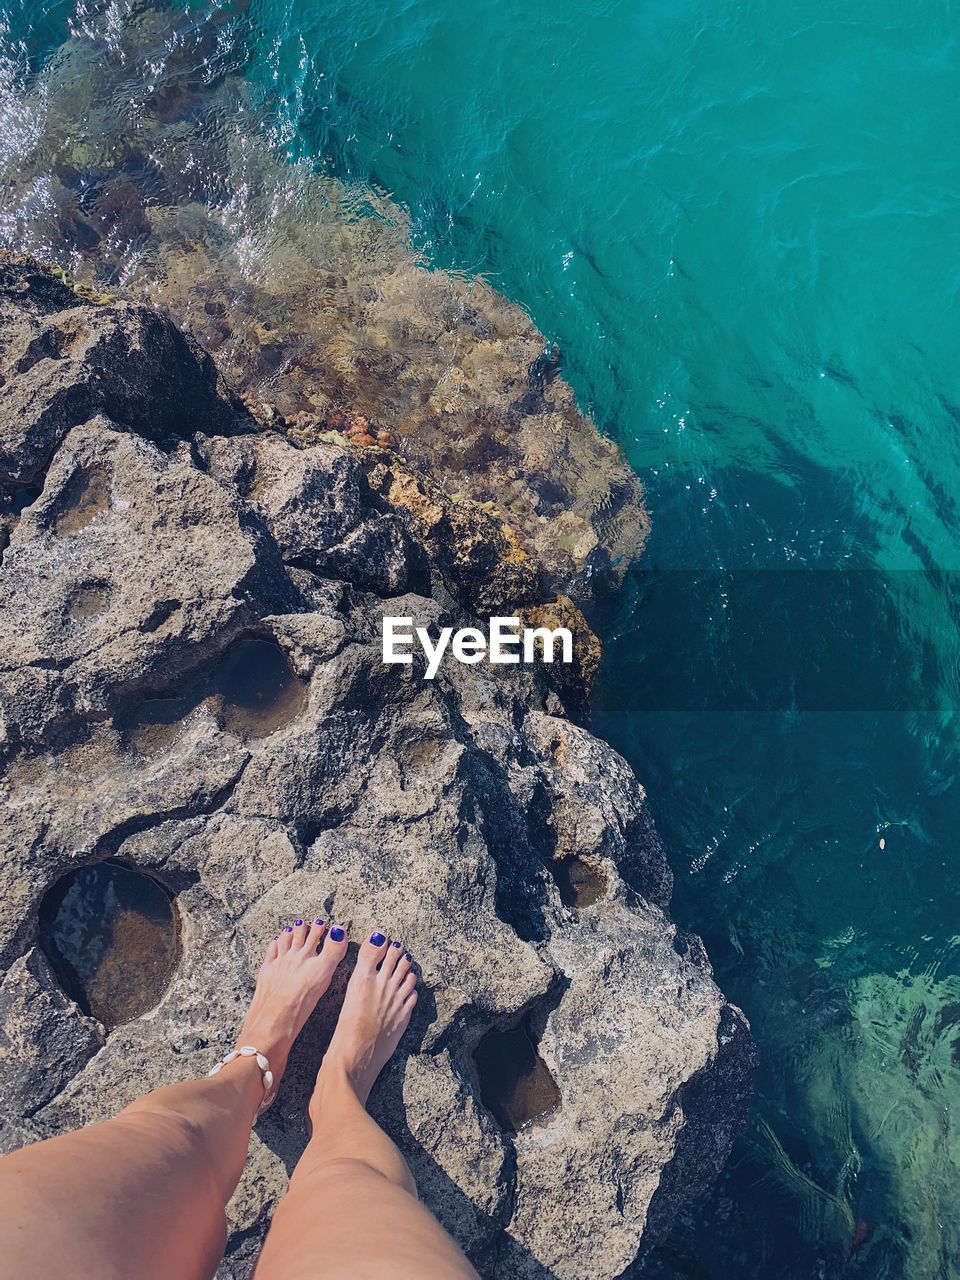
xmin=68 ymin=581 xmax=112 ymax=620
xmin=0 ymin=482 xmax=41 ymax=516
xmin=53 ymin=465 xmax=111 ymax=535
xmin=124 ymin=636 xmax=308 ymax=751
xmin=212 ymin=637 xmax=307 ymax=737
xmin=38 ymin=861 xmax=181 ymax=1026
xmin=125 ymin=695 xmax=189 ymax=754
xmin=553 ymin=854 xmax=608 ymax=908
xmin=474 ymin=1018 xmax=561 ymax=1133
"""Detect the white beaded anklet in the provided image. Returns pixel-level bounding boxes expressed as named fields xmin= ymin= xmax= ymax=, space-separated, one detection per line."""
xmin=207 ymin=1045 xmax=276 ymax=1116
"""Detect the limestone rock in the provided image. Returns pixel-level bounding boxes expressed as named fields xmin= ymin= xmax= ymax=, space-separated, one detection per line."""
xmin=0 ymin=252 xmax=238 ymax=488
xmin=0 ymin=948 xmax=103 ymax=1141
xmin=200 ymin=432 xmax=430 ymax=600
xmin=0 ymin=264 xmax=754 ymax=1278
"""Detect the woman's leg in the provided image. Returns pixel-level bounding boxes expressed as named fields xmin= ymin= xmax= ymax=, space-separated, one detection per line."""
xmin=255 ymin=933 xmax=479 ymax=1280
xmin=0 ymin=919 xmax=347 ymax=1280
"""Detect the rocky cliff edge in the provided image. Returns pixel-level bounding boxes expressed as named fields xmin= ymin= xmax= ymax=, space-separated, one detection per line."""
xmin=0 ymin=257 xmax=754 ymax=1279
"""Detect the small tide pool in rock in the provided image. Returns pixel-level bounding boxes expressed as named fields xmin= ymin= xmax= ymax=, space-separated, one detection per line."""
xmin=474 ymin=1020 xmax=561 ymax=1133
xmin=124 ymin=637 xmax=307 ymax=751
xmin=53 ymin=467 xmax=111 ymax=536
xmin=212 ymin=638 xmax=307 ymax=738
xmin=0 ymin=483 xmax=41 ymax=516
xmin=126 ymin=695 xmax=191 ymax=754
xmin=553 ymin=855 xmax=607 ymax=908
xmin=38 ymin=862 xmax=181 ymax=1026
xmin=67 ymin=581 xmax=111 ymax=620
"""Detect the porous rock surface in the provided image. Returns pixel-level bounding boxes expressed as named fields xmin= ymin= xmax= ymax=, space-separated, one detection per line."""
xmin=0 ymin=261 xmax=754 ymax=1278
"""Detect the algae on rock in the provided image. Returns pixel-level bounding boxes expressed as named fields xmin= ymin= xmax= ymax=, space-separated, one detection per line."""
xmin=0 ymin=2 xmax=649 ymax=608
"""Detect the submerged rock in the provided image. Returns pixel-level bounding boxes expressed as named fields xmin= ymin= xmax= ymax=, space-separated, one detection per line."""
xmin=0 ymin=261 xmax=753 ymax=1278
xmin=0 ymin=5 xmax=649 ymax=607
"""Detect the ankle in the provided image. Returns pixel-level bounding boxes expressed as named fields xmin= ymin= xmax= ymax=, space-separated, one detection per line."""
xmin=236 ymin=1013 xmax=291 ymax=1066
xmin=311 ymin=1057 xmax=367 ymax=1117
xmin=205 ymin=1051 xmax=273 ymax=1116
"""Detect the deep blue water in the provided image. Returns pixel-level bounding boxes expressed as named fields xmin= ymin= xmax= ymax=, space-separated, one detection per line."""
xmin=3 ymin=1 xmax=960 ymax=1275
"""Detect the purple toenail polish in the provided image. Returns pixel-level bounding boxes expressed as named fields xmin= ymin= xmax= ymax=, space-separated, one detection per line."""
xmin=294 ymin=919 xmax=304 ymax=927
xmin=392 ymin=940 xmax=402 ymax=948
xmin=284 ymin=925 xmax=293 ymax=933
xmin=370 ymin=931 xmax=387 ymax=946
xmin=329 ymin=926 xmax=345 ymax=942
xmin=405 ymin=952 xmax=413 ymax=962
xmin=315 ymin=918 xmax=324 ymax=926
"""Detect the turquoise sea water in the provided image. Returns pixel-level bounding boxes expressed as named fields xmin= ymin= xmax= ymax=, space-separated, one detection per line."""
xmin=4 ymin=1 xmax=960 ymax=1275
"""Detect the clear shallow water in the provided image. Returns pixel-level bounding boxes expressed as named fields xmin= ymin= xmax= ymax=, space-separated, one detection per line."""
xmin=4 ymin=1 xmax=960 ymax=1275
xmin=38 ymin=862 xmax=180 ymax=1026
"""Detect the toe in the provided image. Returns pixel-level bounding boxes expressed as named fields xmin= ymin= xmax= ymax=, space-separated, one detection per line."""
xmin=278 ymin=922 xmax=296 ymax=952
xmin=291 ymin=918 xmax=310 ymax=949
xmin=264 ymin=935 xmax=280 ymax=963
xmin=380 ymin=938 xmax=404 ymax=976
xmin=399 ymin=970 xmax=418 ymax=999
xmin=307 ymin=917 xmax=327 ymax=950
xmin=321 ymin=924 xmax=349 ymax=965
xmin=359 ymin=930 xmax=390 ymax=970
xmin=389 ymin=948 xmax=412 ymax=984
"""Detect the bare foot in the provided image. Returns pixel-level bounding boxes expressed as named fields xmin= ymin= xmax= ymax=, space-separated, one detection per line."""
xmin=315 ymin=931 xmax=418 ymax=1105
xmin=235 ymin=918 xmax=349 ymax=1090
